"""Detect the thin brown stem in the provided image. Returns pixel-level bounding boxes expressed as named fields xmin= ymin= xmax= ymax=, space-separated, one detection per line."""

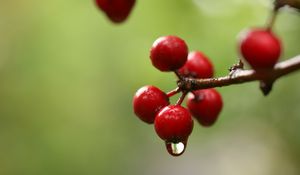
xmin=178 ymin=55 xmax=300 ymax=91
xmin=266 ymin=9 xmax=278 ymax=31
xmin=174 ymin=70 xmax=183 ymax=80
xmin=176 ymin=91 xmax=188 ymax=105
xmin=167 ymin=87 xmax=181 ymax=97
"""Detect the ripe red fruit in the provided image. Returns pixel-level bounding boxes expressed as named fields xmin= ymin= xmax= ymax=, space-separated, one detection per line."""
xmin=150 ymin=36 xmax=188 ymax=72
xmin=154 ymin=105 xmax=193 ymax=142
xmin=95 ymin=0 xmax=136 ymax=23
xmin=187 ymin=89 xmax=223 ymax=127
xmin=133 ymin=86 xmax=169 ymax=124
xmin=178 ymin=51 xmax=214 ymax=78
xmin=239 ymin=29 xmax=281 ymax=70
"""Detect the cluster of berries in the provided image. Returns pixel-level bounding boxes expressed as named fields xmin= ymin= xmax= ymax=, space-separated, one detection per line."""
xmin=133 ymin=29 xmax=281 ymax=156
xmin=133 ymin=36 xmax=223 ymax=156
xmin=94 ymin=0 xmax=282 ymax=157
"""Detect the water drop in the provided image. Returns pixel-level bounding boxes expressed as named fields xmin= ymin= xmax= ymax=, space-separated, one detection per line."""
xmin=165 ymin=140 xmax=187 ymax=156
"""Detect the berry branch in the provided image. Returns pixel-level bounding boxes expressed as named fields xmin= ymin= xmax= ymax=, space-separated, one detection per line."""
xmin=94 ymin=0 xmax=300 ymax=156
xmin=130 ymin=1 xmax=299 ymax=156
xmin=179 ymin=54 xmax=300 ymax=95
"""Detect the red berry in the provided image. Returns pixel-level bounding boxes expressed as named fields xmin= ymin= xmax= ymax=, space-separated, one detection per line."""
xmin=133 ymin=86 xmax=169 ymax=124
xmin=150 ymin=36 xmax=188 ymax=72
xmin=95 ymin=0 xmax=136 ymax=23
xmin=187 ymin=89 xmax=223 ymax=127
xmin=239 ymin=29 xmax=281 ymax=70
xmin=154 ymin=105 xmax=193 ymax=142
xmin=178 ymin=51 xmax=214 ymax=78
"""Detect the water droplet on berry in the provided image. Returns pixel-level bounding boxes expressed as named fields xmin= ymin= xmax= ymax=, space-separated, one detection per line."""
xmin=165 ymin=141 xmax=187 ymax=156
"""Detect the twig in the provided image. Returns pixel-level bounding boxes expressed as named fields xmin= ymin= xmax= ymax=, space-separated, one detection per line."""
xmin=174 ymin=70 xmax=183 ymax=80
xmin=167 ymin=87 xmax=181 ymax=97
xmin=176 ymin=91 xmax=188 ymax=105
xmin=266 ymin=9 xmax=278 ymax=30
xmin=178 ymin=55 xmax=300 ymax=91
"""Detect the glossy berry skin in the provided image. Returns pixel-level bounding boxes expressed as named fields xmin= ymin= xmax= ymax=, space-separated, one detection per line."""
xmin=239 ymin=29 xmax=281 ymax=70
xmin=178 ymin=51 xmax=214 ymax=78
xmin=95 ymin=0 xmax=136 ymax=23
xmin=150 ymin=36 xmax=188 ymax=72
xmin=133 ymin=86 xmax=169 ymax=124
xmin=154 ymin=105 xmax=193 ymax=142
xmin=187 ymin=89 xmax=223 ymax=127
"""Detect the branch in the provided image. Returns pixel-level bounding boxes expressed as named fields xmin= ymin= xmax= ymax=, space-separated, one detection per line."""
xmin=178 ymin=55 xmax=300 ymax=93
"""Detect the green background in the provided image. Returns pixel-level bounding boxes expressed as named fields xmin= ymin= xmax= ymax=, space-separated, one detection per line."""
xmin=0 ymin=0 xmax=300 ymax=174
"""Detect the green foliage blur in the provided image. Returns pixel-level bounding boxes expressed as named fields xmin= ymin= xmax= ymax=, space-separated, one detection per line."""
xmin=0 ymin=0 xmax=300 ymax=174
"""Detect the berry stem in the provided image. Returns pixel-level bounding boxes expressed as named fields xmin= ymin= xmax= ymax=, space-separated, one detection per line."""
xmin=167 ymin=87 xmax=181 ymax=97
xmin=266 ymin=8 xmax=278 ymax=31
xmin=176 ymin=91 xmax=188 ymax=106
xmin=174 ymin=70 xmax=184 ymax=80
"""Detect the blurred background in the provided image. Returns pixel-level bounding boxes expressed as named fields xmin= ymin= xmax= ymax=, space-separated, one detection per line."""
xmin=0 ymin=0 xmax=300 ymax=174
